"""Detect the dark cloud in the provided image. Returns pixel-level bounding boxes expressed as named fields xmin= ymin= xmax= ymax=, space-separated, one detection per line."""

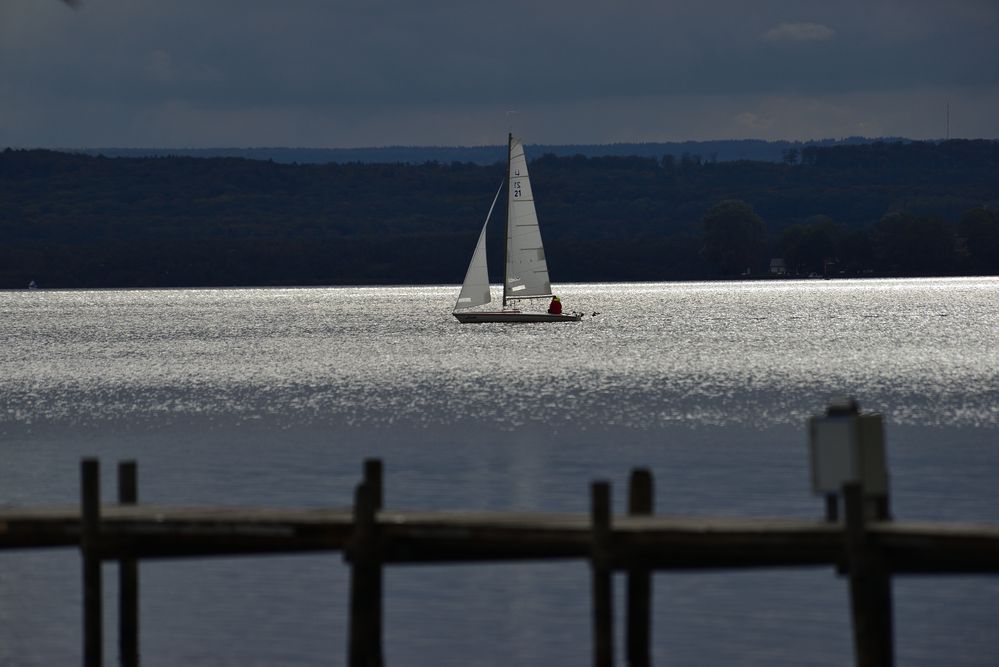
xmin=1 ymin=0 xmax=997 ymax=146
xmin=763 ymin=22 xmax=836 ymax=42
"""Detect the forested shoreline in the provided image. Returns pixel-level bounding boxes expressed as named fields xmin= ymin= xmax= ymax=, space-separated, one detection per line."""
xmin=72 ymin=137 xmax=889 ymax=166
xmin=2 ymin=140 xmax=998 ymax=289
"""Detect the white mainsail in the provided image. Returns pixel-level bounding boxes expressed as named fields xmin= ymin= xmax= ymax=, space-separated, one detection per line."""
xmin=505 ymin=137 xmax=552 ymax=302
xmin=454 ymin=181 xmax=503 ymax=311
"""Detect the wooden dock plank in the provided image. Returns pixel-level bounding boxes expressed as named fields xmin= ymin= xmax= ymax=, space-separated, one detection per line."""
xmin=2 ymin=507 xmax=998 ymax=571
xmin=876 ymin=522 xmax=999 ymax=573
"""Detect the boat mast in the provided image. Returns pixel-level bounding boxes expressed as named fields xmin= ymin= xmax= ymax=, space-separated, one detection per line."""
xmin=503 ymin=132 xmax=512 ymax=308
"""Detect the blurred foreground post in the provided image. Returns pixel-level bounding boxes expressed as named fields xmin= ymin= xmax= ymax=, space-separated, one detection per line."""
xmin=844 ymin=482 xmax=894 ymax=667
xmin=81 ymin=458 xmax=102 ymax=667
xmin=118 ymin=461 xmax=139 ymax=667
xmin=348 ymin=460 xmax=384 ymax=667
xmin=364 ymin=459 xmax=383 ymax=665
xmin=591 ymin=481 xmax=613 ymax=667
xmin=627 ymin=469 xmax=654 ymax=667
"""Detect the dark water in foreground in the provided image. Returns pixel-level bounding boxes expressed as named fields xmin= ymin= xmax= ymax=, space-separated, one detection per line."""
xmin=1 ymin=278 xmax=997 ymax=666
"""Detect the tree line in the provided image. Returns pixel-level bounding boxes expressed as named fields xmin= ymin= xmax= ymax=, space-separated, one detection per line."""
xmin=74 ymin=136 xmax=884 ymax=167
xmin=1 ymin=140 xmax=997 ymax=289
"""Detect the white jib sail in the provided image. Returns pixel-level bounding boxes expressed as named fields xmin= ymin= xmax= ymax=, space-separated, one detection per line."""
xmin=454 ymin=180 xmax=504 ymax=311
xmin=505 ymin=137 xmax=552 ymax=300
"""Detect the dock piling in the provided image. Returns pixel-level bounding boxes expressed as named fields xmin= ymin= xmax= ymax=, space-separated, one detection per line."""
xmin=591 ymin=481 xmax=614 ymax=667
xmin=364 ymin=458 xmax=383 ymax=510
xmin=844 ymin=482 xmax=894 ymax=667
xmin=365 ymin=459 xmax=384 ymax=666
xmin=825 ymin=493 xmax=839 ymax=522
xmin=627 ymin=469 xmax=654 ymax=667
xmin=117 ymin=461 xmax=139 ymax=667
xmin=81 ymin=458 xmax=102 ymax=667
xmin=348 ymin=464 xmax=383 ymax=667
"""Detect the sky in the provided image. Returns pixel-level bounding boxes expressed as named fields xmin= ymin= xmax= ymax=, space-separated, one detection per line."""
xmin=1 ymin=0 xmax=997 ymax=148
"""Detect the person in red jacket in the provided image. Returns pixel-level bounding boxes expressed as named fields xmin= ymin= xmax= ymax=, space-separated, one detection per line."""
xmin=548 ymin=295 xmax=562 ymax=315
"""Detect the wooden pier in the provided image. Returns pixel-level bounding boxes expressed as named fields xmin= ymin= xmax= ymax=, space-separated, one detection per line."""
xmin=1 ymin=458 xmax=998 ymax=667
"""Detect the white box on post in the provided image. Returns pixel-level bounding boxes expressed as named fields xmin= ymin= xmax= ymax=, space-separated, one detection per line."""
xmin=809 ymin=406 xmax=888 ymax=497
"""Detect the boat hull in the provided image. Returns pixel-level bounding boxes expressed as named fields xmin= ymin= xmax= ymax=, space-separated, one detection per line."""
xmin=453 ymin=311 xmax=582 ymax=324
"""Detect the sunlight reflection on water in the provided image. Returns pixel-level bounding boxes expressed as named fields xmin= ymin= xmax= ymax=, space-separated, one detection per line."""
xmin=2 ymin=277 xmax=998 ymax=433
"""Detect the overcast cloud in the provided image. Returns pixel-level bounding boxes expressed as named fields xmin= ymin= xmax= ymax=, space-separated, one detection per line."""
xmin=1 ymin=0 xmax=996 ymax=147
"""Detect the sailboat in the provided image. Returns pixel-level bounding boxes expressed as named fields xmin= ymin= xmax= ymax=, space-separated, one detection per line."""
xmin=452 ymin=134 xmax=582 ymax=323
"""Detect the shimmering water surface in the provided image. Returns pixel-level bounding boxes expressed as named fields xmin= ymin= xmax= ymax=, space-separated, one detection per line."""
xmin=1 ymin=278 xmax=998 ymax=666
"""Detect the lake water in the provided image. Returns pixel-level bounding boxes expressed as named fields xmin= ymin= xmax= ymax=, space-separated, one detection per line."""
xmin=1 ymin=277 xmax=997 ymax=666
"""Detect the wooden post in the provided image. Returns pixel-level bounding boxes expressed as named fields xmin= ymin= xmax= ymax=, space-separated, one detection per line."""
xmin=871 ymin=493 xmax=891 ymax=522
xmin=347 ymin=479 xmax=382 ymax=667
xmin=825 ymin=493 xmax=839 ymax=522
xmin=118 ymin=461 xmax=139 ymax=667
xmin=626 ymin=469 xmax=653 ymax=667
xmin=364 ymin=459 xmax=383 ymax=510
xmin=843 ymin=482 xmax=893 ymax=667
xmin=81 ymin=458 xmax=102 ymax=667
xmin=364 ymin=459 xmax=383 ymax=666
xmin=591 ymin=481 xmax=614 ymax=667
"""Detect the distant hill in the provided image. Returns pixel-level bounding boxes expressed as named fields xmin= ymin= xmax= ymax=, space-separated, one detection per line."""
xmin=3 ymin=140 xmax=997 ymax=289
xmin=71 ymin=137 xmax=902 ymax=166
